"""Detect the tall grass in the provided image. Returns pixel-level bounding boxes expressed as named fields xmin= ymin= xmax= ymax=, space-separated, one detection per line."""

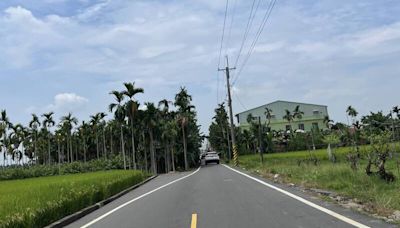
xmin=0 ymin=170 xmax=149 ymax=228
xmin=239 ymin=146 xmax=400 ymax=215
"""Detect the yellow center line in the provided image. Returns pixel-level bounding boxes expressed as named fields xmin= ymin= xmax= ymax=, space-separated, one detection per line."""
xmin=191 ymin=213 xmax=197 ymax=228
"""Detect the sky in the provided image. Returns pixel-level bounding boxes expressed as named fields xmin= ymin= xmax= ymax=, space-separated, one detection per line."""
xmin=0 ymin=0 xmax=400 ymax=136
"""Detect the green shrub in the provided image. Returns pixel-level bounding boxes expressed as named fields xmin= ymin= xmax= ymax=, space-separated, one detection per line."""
xmin=0 ymin=156 xmax=125 ymax=181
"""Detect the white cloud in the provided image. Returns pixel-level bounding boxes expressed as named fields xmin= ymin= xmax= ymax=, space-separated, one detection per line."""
xmin=1 ymin=0 xmax=400 ymax=134
xmin=4 ymin=6 xmax=41 ymax=24
xmin=76 ymin=0 xmax=110 ymax=21
xmin=353 ymin=22 xmax=400 ymax=47
xmin=23 ymin=93 xmax=89 ymax=119
xmin=254 ymin=41 xmax=285 ymax=53
xmin=139 ymin=44 xmax=186 ymax=59
xmin=55 ymin=93 xmax=88 ymax=105
xmin=47 ymin=93 xmax=89 ymax=113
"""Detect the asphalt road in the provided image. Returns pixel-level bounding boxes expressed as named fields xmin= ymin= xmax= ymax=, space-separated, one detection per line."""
xmin=67 ymin=164 xmax=396 ymax=228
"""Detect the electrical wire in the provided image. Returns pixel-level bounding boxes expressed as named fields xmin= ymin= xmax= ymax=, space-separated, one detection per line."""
xmin=232 ymin=0 xmax=277 ymax=86
xmin=225 ymin=0 xmax=238 ymax=57
xmin=233 ymin=0 xmax=261 ymax=68
xmin=217 ymin=0 xmax=229 ymax=70
xmin=217 ymin=71 xmax=220 ymax=104
xmin=233 ymin=89 xmax=247 ymax=111
xmin=216 ymin=0 xmax=230 ymax=104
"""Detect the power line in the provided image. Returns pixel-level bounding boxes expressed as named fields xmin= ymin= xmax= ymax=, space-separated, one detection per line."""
xmin=233 ymin=0 xmax=276 ymax=85
xmin=217 ymin=0 xmax=230 ymax=70
xmin=224 ymin=0 xmax=238 ymax=56
xmin=216 ymin=0 xmax=230 ymax=104
xmin=232 ymin=0 xmax=277 ymax=86
xmin=217 ymin=71 xmax=220 ymax=103
xmin=232 ymin=89 xmax=247 ymax=110
xmin=233 ymin=0 xmax=261 ymax=68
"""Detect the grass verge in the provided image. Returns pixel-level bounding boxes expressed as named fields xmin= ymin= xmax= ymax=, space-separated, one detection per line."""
xmin=0 ymin=170 xmax=149 ymax=228
xmin=238 ymin=147 xmax=400 ymax=219
xmin=0 ymin=156 xmax=126 ymax=181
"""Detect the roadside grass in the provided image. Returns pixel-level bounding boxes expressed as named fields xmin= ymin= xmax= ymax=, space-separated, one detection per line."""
xmin=0 ymin=156 xmax=126 ymax=181
xmin=0 ymin=170 xmax=149 ymax=228
xmin=239 ymin=146 xmax=400 ymax=217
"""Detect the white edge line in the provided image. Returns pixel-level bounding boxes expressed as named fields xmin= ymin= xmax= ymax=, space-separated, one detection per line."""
xmin=222 ymin=164 xmax=370 ymax=228
xmin=80 ymin=167 xmax=201 ymax=228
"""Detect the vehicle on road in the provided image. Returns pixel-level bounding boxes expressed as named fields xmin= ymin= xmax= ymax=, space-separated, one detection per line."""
xmin=204 ymin=151 xmax=220 ymax=165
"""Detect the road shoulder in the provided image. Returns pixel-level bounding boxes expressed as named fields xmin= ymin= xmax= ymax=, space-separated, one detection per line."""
xmin=222 ymin=164 xmax=397 ymax=228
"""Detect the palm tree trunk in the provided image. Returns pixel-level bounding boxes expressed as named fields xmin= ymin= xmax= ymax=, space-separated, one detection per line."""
xmin=164 ymin=145 xmax=168 ymax=173
xmin=75 ymin=141 xmax=78 ymax=161
xmin=96 ymin=133 xmax=100 ymax=160
xmin=182 ymin=126 xmax=188 ymax=170
xmin=171 ymin=142 xmax=176 ymax=172
xmin=110 ymin=128 xmax=114 ymax=156
xmin=66 ymin=136 xmax=69 ymax=163
xmin=34 ymin=133 xmax=37 ymax=165
xmin=149 ymin=129 xmax=156 ymax=174
xmin=131 ymin=121 xmax=137 ymax=169
xmin=102 ymin=129 xmax=106 ymax=159
xmin=61 ymin=144 xmax=65 ymax=163
xmin=47 ymin=138 xmax=51 ymax=165
xmin=70 ymin=136 xmax=73 ymax=162
xmin=57 ymin=140 xmax=61 ymax=173
xmin=144 ymin=146 xmax=148 ymax=172
xmin=120 ymin=124 xmax=126 ymax=170
xmin=83 ymin=138 xmax=87 ymax=163
xmin=142 ymin=132 xmax=148 ymax=172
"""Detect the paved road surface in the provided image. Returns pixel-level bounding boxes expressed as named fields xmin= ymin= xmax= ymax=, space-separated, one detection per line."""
xmin=67 ymin=164 xmax=396 ymax=228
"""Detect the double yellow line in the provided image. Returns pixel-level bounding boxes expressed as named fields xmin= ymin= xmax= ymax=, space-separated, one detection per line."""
xmin=191 ymin=213 xmax=197 ymax=228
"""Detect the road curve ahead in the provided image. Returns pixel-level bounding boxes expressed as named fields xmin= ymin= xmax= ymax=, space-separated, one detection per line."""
xmin=67 ymin=165 xmax=395 ymax=228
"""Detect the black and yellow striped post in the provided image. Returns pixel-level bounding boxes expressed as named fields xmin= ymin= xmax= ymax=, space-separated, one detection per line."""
xmin=232 ymin=144 xmax=239 ymax=166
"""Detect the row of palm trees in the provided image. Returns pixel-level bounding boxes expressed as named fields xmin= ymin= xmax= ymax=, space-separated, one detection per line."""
xmin=0 ymin=83 xmax=202 ymax=173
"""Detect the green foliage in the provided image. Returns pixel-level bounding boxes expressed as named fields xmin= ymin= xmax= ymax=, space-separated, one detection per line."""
xmin=361 ymin=111 xmax=391 ymax=135
xmin=364 ymin=131 xmax=396 ymax=181
xmin=287 ymin=132 xmax=308 ymax=151
xmin=0 ymin=156 xmax=125 ymax=181
xmin=323 ymin=133 xmax=340 ymax=145
xmin=174 ymin=87 xmax=203 ymax=169
xmin=234 ymin=104 xmax=400 ymax=154
xmin=0 ymin=170 xmax=148 ymax=228
xmin=368 ymin=131 xmax=392 ymax=153
xmin=1 ymin=82 xmax=203 ymax=174
xmin=208 ymin=103 xmax=230 ymax=158
xmin=238 ymin=146 xmax=400 ymax=215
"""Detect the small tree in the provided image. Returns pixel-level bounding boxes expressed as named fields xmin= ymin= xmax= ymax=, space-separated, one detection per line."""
xmin=283 ymin=110 xmax=293 ymax=134
xmin=323 ymin=133 xmax=340 ymax=163
xmin=366 ymin=131 xmax=396 ymax=182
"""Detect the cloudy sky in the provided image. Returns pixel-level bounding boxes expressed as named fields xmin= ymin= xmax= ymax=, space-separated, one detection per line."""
xmin=0 ymin=0 xmax=399 ymax=135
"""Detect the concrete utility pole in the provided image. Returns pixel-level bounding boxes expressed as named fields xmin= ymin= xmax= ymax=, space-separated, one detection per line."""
xmin=219 ymin=56 xmax=238 ymax=166
xmin=224 ymin=127 xmax=231 ymax=160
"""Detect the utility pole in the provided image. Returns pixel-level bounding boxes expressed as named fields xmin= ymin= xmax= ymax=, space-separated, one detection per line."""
xmin=219 ymin=55 xmax=238 ymax=166
xmin=225 ymin=127 xmax=231 ymax=160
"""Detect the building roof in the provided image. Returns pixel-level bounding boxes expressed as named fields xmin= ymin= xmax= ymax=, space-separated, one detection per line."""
xmin=235 ymin=100 xmax=328 ymax=116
